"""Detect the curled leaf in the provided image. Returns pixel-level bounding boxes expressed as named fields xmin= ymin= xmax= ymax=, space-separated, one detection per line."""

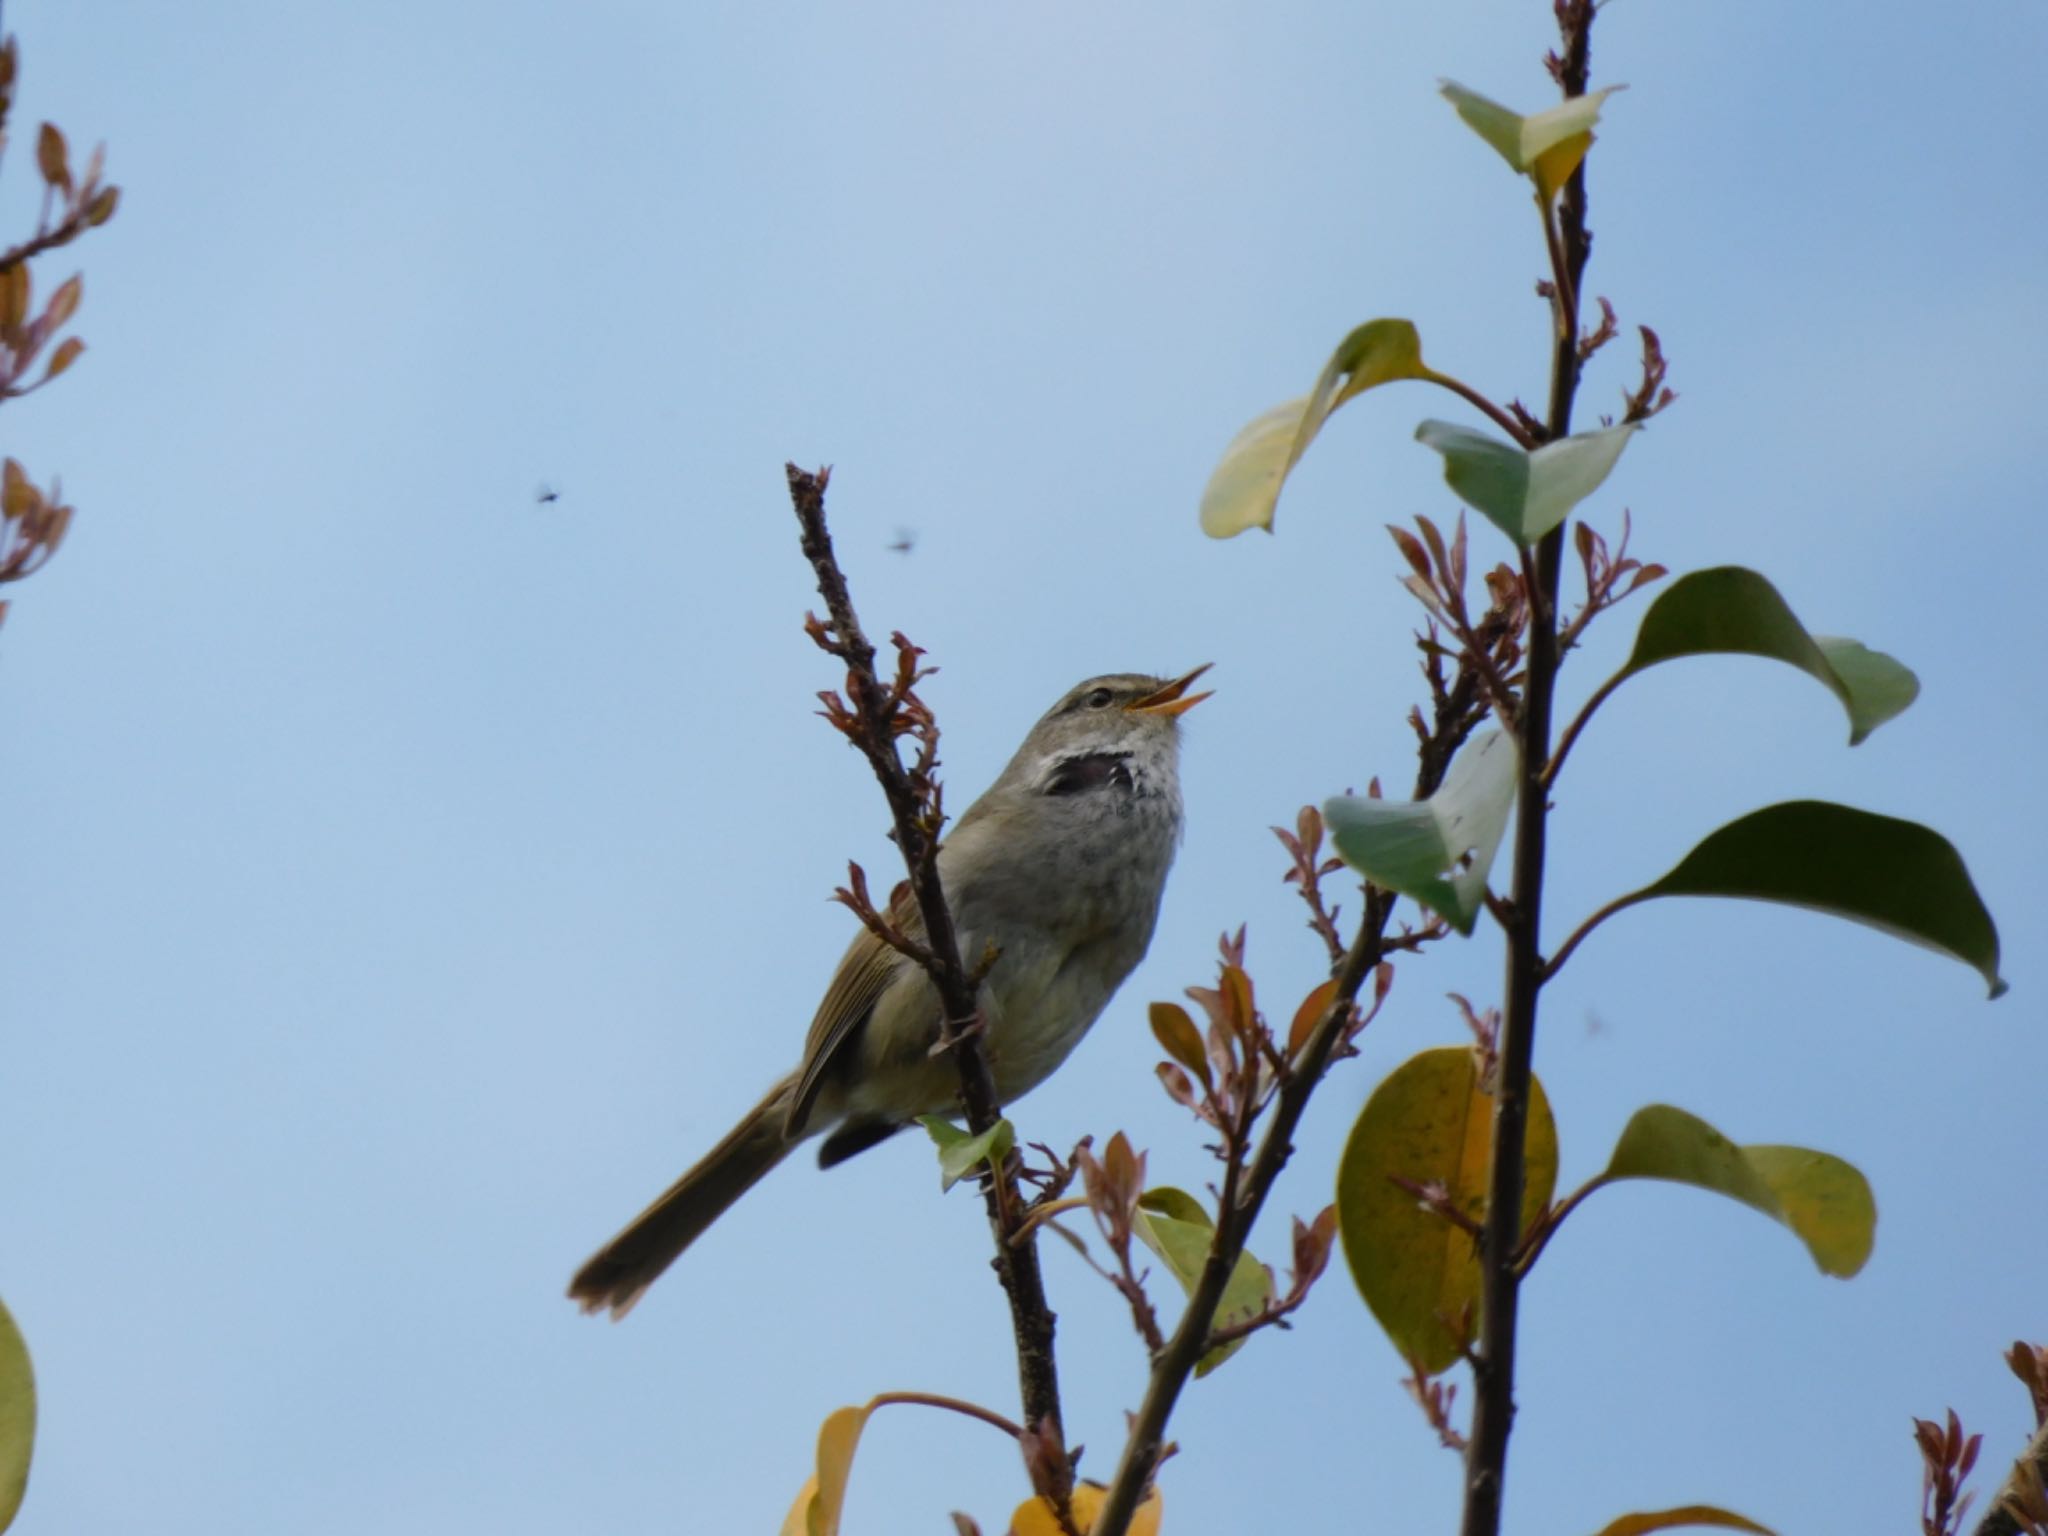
xmin=1200 ymin=319 xmax=1435 ymax=537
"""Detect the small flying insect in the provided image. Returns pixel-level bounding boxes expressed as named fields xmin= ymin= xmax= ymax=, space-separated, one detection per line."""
xmin=536 ymin=483 xmax=561 ymax=506
xmin=886 ymin=528 xmax=917 ymax=555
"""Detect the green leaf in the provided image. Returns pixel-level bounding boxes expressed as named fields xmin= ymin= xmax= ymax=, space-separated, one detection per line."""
xmin=1634 ymin=801 xmax=2006 ymax=998
xmin=1617 ymin=566 xmax=1917 ymax=744
xmin=1324 ymin=728 xmax=1517 ymax=934
xmin=916 ymin=1115 xmax=1016 ymax=1192
xmin=0 ymin=1299 xmax=34 ymax=1534
xmin=1588 ymin=1506 xmax=1777 ymax=1536
xmin=1200 ymin=319 xmax=1434 ymax=537
xmin=1415 ymin=418 xmax=1635 ymax=544
xmin=1335 ymin=1046 xmax=1557 ymax=1375
xmin=1133 ymin=1188 xmax=1274 ymax=1376
xmin=1604 ymin=1105 xmax=1875 ymax=1277
xmin=1439 ymin=80 xmax=1622 ymax=200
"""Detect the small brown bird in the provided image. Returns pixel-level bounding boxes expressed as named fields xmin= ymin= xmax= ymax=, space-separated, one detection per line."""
xmin=569 ymin=667 xmax=1211 ymax=1317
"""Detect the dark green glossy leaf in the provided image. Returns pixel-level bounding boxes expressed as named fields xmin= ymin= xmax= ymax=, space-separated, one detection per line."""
xmin=1637 ymin=801 xmax=2005 ymax=997
xmin=1619 ymin=567 xmax=1916 ymax=744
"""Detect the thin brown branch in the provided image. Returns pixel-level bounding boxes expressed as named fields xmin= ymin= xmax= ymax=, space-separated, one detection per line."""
xmin=1423 ymin=370 xmax=1543 ymax=449
xmin=1539 ymin=890 xmax=1647 ymax=984
xmin=867 ymin=1391 xmax=1026 ymax=1443
xmin=784 ymin=463 xmax=1070 ymax=1487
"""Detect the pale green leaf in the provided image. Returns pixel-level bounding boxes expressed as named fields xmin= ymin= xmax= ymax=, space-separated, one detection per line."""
xmin=1324 ymin=728 xmax=1517 ymax=934
xmin=1415 ymin=418 xmax=1635 ymax=543
xmin=1200 ymin=319 xmax=1433 ymax=537
xmin=1134 ymin=1188 xmax=1273 ymax=1376
xmin=1604 ymin=1105 xmax=1874 ymax=1277
xmin=916 ymin=1115 xmax=1016 ymax=1192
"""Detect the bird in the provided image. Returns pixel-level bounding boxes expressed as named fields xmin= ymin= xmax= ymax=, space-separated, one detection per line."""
xmin=568 ymin=666 xmax=1212 ymax=1317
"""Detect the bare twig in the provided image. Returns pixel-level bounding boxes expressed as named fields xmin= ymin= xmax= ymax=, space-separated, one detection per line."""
xmin=783 ymin=464 xmax=1070 ymax=1498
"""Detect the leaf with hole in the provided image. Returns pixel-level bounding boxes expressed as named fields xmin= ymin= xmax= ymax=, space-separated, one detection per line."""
xmin=1133 ymin=1188 xmax=1273 ymax=1376
xmin=1615 ymin=566 xmax=1916 ymax=744
xmin=1415 ymin=418 xmax=1635 ymax=544
xmin=916 ymin=1115 xmax=1015 ymax=1192
xmin=1336 ymin=1046 xmax=1557 ymax=1374
xmin=1602 ymin=1105 xmax=1874 ymax=1277
xmin=1324 ymin=728 xmax=1517 ymax=934
xmin=1200 ymin=319 xmax=1435 ymax=537
xmin=1621 ymin=801 xmax=2005 ymax=997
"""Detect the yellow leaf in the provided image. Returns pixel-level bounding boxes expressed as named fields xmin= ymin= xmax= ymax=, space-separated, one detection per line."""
xmin=778 ymin=1405 xmax=871 ymax=1536
xmin=1335 ymin=1046 xmax=1558 ymax=1374
xmin=1199 ymin=318 xmax=1435 ymax=537
xmin=1009 ymin=1482 xmax=1162 ymax=1536
xmin=1589 ymin=1505 xmax=1776 ymax=1536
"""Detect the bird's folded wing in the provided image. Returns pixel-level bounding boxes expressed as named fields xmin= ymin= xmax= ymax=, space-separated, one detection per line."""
xmin=786 ymin=896 xmax=921 ymax=1135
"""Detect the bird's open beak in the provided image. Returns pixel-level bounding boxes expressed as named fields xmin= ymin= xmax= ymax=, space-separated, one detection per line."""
xmin=1127 ymin=664 xmax=1214 ymax=718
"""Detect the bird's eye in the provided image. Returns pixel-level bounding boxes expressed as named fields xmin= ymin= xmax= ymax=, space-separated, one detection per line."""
xmin=1086 ymin=687 xmax=1114 ymax=709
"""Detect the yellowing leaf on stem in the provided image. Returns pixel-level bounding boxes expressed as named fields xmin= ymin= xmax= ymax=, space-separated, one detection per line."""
xmin=1602 ymin=1106 xmax=1876 ymax=1277
xmin=779 ymin=1404 xmax=871 ymax=1536
xmin=1588 ymin=1505 xmax=1776 ymax=1536
xmin=1010 ymin=1481 xmax=1162 ymax=1536
xmin=1438 ymin=80 xmax=1622 ymax=201
xmin=1200 ymin=319 xmax=1435 ymax=537
xmin=1336 ymin=1046 xmax=1557 ymax=1374
xmin=0 ymin=1298 xmax=35 ymax=1533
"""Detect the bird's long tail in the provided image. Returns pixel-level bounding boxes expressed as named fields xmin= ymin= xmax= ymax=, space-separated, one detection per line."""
xmin=568 ymin=1074 xmax=798 ymax=1319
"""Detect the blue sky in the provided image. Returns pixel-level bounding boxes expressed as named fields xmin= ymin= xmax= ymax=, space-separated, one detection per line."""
xmin=1 ymin=2 xmax=2042 ymax=1533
